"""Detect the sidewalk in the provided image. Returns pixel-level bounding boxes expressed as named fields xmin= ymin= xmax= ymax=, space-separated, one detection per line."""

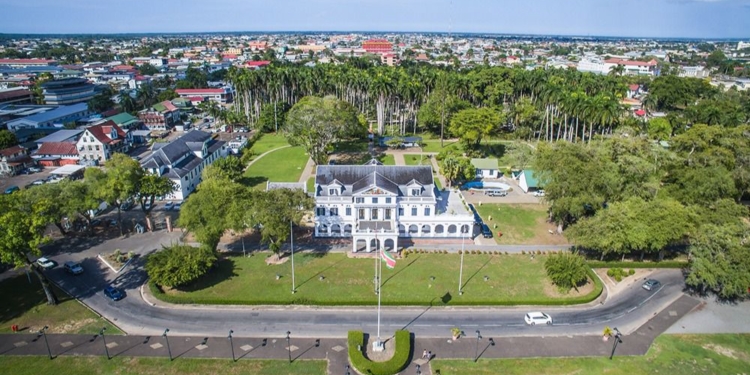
xmin=0 ymin=295 xmax=700 ymax=375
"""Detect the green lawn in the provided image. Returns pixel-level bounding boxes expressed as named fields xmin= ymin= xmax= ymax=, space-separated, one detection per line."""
xmin=0 ymin=274 xmax=122 ymax=335
xmin=247 ymin=133 xmax=291 ymax=156
xmin=432 ymin=334 xmax=750 ymax=375
xmin=307 ymin=176 xmax=315 ymax=193
xmin=381 ymin=154 xmax=395 ymax=165
xmin=474 ymin=204 xmax=554 ymax=245
xmin=0 ymin=356 xmax=326 ymax=375
xmin=420 ymin=139 xmax=460 ymax=153
xmin=244 ymin=146 xmax=309 ymax=189
xmin=404 ymin=154 xmax=433 ymax=166
xmin=152 ymin=253 xmax=599 ymax=306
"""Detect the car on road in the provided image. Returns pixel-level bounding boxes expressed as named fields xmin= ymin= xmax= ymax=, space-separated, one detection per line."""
xmin=642 ymin=279 xmax=661 ymax=291
xmin=481 ymin=224 xmax=493 ymax=238
xmin=525 ymin=311 xmax=553 ymax=325
xmin=533 ymin=190 xmax=545 ymax=197
xmin=103 ymin=286 xmax=125 ymax=301
xmin=4 ymin=186 xmax=20 ymax=194
xmin=486 ymin=189 xmax=507 ymax=197
xmin=64 ymin=261 xmax=84 ymax=275
xmin=28 ymin=166 xmax=42 ymax=173
xmin=164 ymin=202 xmax=174 ymax=210
xmin=173 ymin=202 xmax=181 ymax=211
xmin=36 ymin=257 xmax=56 ymax=270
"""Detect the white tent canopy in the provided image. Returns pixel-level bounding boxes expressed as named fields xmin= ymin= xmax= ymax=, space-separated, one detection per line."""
xmin=51 ymin=165 xmax=86 ymax=176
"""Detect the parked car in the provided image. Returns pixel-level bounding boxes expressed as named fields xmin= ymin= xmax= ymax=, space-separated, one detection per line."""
xmin=481 ymin=224 xmax=493 ymax=238
xmin=486 ymin=189 xmax=507 ymax=197
xmin=120 ymin=201 xmax=134 ymax=211
xmin=172 ymin=202 xmax=181 ymax=211
xmin=4 ymin=186 xmax=19 ymax=194
xmin=642 ymin=279 xmax=661 ymax=291
xmin=28 ymin=166 xmax=41 ymax=173
xmin=103 ymin=286 xmax=125 ymax=301
xmin=31 ymin=179 xmax=45 ymax=186
xmin=533 ymin=190 xmax=545 ymax=197
xmin=36 ymin=257 xmax=56 ymax=270
xmin=164 ymin=202 xmax=174 ymax=210
xmin=107 ymin=219 xmax=118 ymax=227
xmin=524 ymin=312 xmax=553 ymax=325
xmin=64 ymin=261 xmax=84 ymax=275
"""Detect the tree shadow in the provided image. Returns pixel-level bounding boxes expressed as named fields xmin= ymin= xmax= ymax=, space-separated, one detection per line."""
xmin=236 ymin=338 xmax=267 ymax=360
xmin=174 ymin=258 xmax=240 ymax=292
xmin=0 ymin=273 xmax=77 ymax=323
xmin=461 ymin=256 xmax=493 ymax=291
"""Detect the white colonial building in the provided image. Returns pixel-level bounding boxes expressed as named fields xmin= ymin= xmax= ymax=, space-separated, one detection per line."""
xmin=313 ymin=160 xmax=474 ymax=253
xmin=140 ymin=130 xmax=227 ymax=200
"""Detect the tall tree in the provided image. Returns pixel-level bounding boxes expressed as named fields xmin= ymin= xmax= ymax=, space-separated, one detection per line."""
xmin=86 ymin=154 xmax=143 ymax=236
xmin=0 ymin=130 xmax=18 ymax=149
xmin=449 ymin=107 xmax=504 ymax=151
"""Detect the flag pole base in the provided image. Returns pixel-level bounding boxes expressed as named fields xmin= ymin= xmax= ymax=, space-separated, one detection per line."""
xmin=372 ymin=341 xmax=385 ymax=352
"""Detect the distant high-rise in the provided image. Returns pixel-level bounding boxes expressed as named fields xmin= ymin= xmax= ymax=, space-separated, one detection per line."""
xmin=41 ymin=78 xmax=96 ymax=106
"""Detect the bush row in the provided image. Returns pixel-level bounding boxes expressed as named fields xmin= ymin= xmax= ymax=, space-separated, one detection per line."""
xmin=403 ymin=249 xmax=565 ymax=256
xmin=348 ymin=330 xmax=411 ymax=375
xmin=587 ymin=260 xmax=688 ymax=269
xmin=149 ymin=280 xmax=603 ymax=307
xmin=606 ymin=267 xmax=636 ymax=282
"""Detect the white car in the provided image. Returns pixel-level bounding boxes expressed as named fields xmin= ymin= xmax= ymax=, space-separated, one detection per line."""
xmin=173 ymin=202 xmax=181 ymax=211
xmin=36 ymin=257 xmax=55 ymax=270
xmin=533 ymin=190 xmax=545 ymax=197
xmin=525 ymin=311 xmax=553 ymax=325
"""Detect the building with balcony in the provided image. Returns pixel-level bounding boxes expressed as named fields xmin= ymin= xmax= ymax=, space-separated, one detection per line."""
xmin=41 ymin=78 xmax=96 ymax=105
xmin=313 ymin=160 xmax=474 ymax=253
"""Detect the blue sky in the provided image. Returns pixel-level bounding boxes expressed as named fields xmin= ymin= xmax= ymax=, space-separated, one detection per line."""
xmin=0 ymin=0 xmax=748 ymax=38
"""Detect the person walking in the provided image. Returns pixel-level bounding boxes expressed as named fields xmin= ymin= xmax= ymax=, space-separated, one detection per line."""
xmin=422 ymin=349 xmax=428 ymax=359
xmin=427 ymin=350 xmax=432 ymax=361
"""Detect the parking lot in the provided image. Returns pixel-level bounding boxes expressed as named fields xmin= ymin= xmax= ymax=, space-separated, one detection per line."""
xmin=0 ymin=168 xmax=55 ymax=194
xmin=462 ymin=176 xmax=544 ymax=205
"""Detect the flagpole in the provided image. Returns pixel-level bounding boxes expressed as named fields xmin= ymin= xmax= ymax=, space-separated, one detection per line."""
xmin=376 ymin=232 xmax=382 ymax=349
xmin=291 ymin=219 xmax=295 ymax=294
xmin=459 ymin=228 xmax=465 ymax=295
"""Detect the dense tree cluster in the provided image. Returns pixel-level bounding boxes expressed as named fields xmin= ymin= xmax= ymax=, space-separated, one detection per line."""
xmin=146 ymin=244 xmax=217 ymax=288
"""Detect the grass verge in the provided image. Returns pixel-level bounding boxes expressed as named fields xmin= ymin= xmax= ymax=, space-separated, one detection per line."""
xmin=150 ymin=253 xmax=600 ymax=306
xmin=0 ymin=356 xmax=326 ymax=375
xmin=431 ymin=334 xmax=750 ymax=375
xmin=247 ymin=133 xmax=291 ymax=156
xmin=244 ymin=146 xmax=309 ymax=189
xmin=0 ymin=273 xmax=122 ymax=335
xmin=474 ymin=204 xmax=567 ymax=245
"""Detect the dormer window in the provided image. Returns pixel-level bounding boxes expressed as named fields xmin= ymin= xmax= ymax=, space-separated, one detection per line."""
xmin=328 ymin=188 xmax=338 ymax=195
xmin=411 ymin=188 xmax=421 ymax=196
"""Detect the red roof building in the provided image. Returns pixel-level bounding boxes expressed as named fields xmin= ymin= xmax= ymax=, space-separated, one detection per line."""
xmin=0 ymin=88 xmax=34 ymax=105
xmin=244 ymin=60 xmax=271 ymax=70
xmin=76 ymin=120 xmax=129 ymax=165
xmin=0 ymin=58 xmax=57 ymax=67
xmin=0 ymin=145 xmax=32 ymax=175
xmin=34 ymin=142 xmax=79 ymax=167
xmin=362 ymin=39 xmax=393 ymax=54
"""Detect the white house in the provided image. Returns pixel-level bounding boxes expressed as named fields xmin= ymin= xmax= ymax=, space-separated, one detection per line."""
xmin=518 ymin=169 xmax=542 ymax=193
xmin=140 ymin=130 xmax=227 ymax=200
xmin=313 ymin=160 xmax=474 ymax=253
xmin=471 ymin=158 xmax=499 ymax=179
xmin=227 ymin=136 xmax=248 ymax=155
xmin=76 ymin=120 xmax=130 ymax=165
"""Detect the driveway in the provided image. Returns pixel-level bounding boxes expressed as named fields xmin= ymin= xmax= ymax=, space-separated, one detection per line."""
xmin=0 ymin=168 xmax=54 ymax=193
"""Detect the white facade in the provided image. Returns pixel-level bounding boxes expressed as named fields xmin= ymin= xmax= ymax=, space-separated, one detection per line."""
xmin=314 ymin=162 xmax=474 ymax=253
xmin=679 ymin=66 xmax=709 ymax=78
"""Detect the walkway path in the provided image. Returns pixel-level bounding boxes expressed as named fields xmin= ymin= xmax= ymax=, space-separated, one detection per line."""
xmin=0 ymin=295 xmax=700 ymax=375
xmin=391 ymin=152 xmax=406 ymax=166
xmin=245 ymin=144 xmax=291 ymax=169
xmin=298 ymin=157 xmax=316 ymax=184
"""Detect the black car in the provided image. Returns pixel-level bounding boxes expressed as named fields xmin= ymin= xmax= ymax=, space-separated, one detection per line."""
xmin=103 ymin=286 xmax=125 ymax=301
xmin=481 ymin=224 xmax=493 ymax=238
xmin=642 ymin=279 xmax=661 ymax=291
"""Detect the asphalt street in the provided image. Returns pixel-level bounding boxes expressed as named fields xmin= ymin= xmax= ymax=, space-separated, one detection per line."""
xmin=39 ymin=229 xmax=687 ymax=339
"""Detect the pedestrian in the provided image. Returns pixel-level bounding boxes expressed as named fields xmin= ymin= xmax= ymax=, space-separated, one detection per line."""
xmin=427 ymin=350 xmax=432 ymax=361
xmin=422 ymin=349 xmax=428 ymax=359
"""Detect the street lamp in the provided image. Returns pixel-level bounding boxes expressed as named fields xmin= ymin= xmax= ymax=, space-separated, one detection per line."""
xmin=228 ymin=330 xmax=235 ymax=362
xmin=286 ymin=331 xmax=292 ymax=364
xmin=474 ymin=330 xmax=482 ymax=362
xmin=609 ymin=327 xmax=623 ymax=360
xmin=38 ymin=325 xmax=52 ymax=360
xmin=100 ymin=327 xmax=110 ymax=360
xmin=345 ymin=365 xmax=351 ymax=375
xmin=163 ymin=328 xmax=172 ymax=361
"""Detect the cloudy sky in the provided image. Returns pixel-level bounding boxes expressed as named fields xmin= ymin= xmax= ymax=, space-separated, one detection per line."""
xmin=0 ymin=0 xmax=748 ymax=38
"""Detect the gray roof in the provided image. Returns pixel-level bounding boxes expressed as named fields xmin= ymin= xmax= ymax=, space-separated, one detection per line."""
xmin=316 ymin=165 xmax=434 ymax=198
xmin=35 ymin=129 xmax=83 ymax=143
xmin=151 ymin=130 xmax=211 ymax=165
xmin=7 ymin=103 xmax=88 ymax=125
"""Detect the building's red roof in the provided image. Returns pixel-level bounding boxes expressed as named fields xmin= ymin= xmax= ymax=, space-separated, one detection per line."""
xmin=187 ymin=96 xmax=205 ymax=102
xmin=112 ymin=65 xmax=136 ymax=72
xmin=101 ymin=108 xmax=121 ymax=117
xmin=0 ymin=88 xmax=32 ymax=101
xmin=629 ymin=84 xmax=640 ymax=91
xmin=0 ymin=145 xmax=26 ymax=158
xmin=0 ymin=58 xmax=56 ymax=65
xmin=84 ymin=121 xmax=127 ymax=145
xmin=244 ymin=60 xmax=271 ymax=67
xmin=36 ymin=142 xmax=78 ymax=156
xmin=161 ymin=100 xmax=178 ymax=112
xmin=175 ymin=88 xmax=225 ymax=94
xmin=222 ymin=54 xmax=237 ymax=59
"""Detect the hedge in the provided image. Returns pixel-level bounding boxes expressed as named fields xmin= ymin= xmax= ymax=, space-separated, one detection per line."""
xmin=587 ymin=260 xmax=688 ymax=269
xmin=348 ymin=330 xmax=411 ymax=375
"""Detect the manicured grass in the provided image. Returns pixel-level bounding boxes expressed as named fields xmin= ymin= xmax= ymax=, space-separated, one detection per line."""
xmin=152 ymin=253 xmax=598 ymax=306
xmin=0 ymin=356 xmax=326 ymax=375
xmin=381 ymin=154 xmax=396 ymax=165
xmin=244 ymin=146 xmax=309 ymax=189
xmin=420 ymin=139 xmax=460 ymax=153
xmin=404 ymin=154 xmax=432 ymax=166
xmin=0 ymin=274 xmax=122 ymax=335
xmin=434 ymin=176 xmax=443 ymax=191
xmin=333 ymin=139 xmax=369 ymax=153
xmin=307 ymin=176 xmax=315 ymax=193
xmin=431 ymin=334 xmax=750 ymax=375
xmin=474 ymin=204 xmax=557 ymax=245
xmin=247 ymin=133 xmax=291 ymax=156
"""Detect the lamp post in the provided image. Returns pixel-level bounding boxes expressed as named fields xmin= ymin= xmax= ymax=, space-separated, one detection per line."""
xmin=38 ymin=325 xmax=52 ymax=360
xmin=163 ymin=328 xmax=172 ymax=361
xmin=100 ymin=327 xmax=110 ymax=360
xmin=609 ymin=327 xmax=623 ymax=360
xmin=286 ymin=331 xmax=292 ymax=364
xmin=290 ymin=220 xmax=296 ymax=294
xmin=458 ymin=226 xmax=466 ymax=295
xmin=474 ymin=330 xmax=482 ymax=362
xmin=228 ymin=330 xmax=235 ymax=362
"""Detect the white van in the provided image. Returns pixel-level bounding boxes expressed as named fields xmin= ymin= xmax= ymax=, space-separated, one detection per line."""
xmin=485 ymin=189 xmax=507 ymax=197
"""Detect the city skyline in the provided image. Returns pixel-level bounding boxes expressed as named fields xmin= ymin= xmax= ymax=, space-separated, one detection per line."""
xmin=0 ymin=0 xmax=749 ymax=39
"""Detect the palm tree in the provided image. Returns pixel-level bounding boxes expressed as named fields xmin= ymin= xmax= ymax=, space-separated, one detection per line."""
xmin=119 ymin=92 xmax=137 ymax=113
xmin=608 ymin=65 xmax=625 ymax=77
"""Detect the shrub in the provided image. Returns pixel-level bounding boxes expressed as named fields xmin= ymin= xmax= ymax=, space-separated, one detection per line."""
xmin=146 ymin=244 xmax=217 ymax=288
xmin=458 ymin=250 xmax=462 ymax=255
xmin=544 ymin=251 xmax=589 ymax=291
xmin=521 ymin=250 xmax=526 ymax=255
xmin=607 ymin=268 xmax=627 ymax=282
xmin=628 ymin=269 xmax=636 ymax=275
xmin=586 ymin=260 xmax=687 ymax=269
xmin=348 ymin=330 xmax=411 ymax=375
